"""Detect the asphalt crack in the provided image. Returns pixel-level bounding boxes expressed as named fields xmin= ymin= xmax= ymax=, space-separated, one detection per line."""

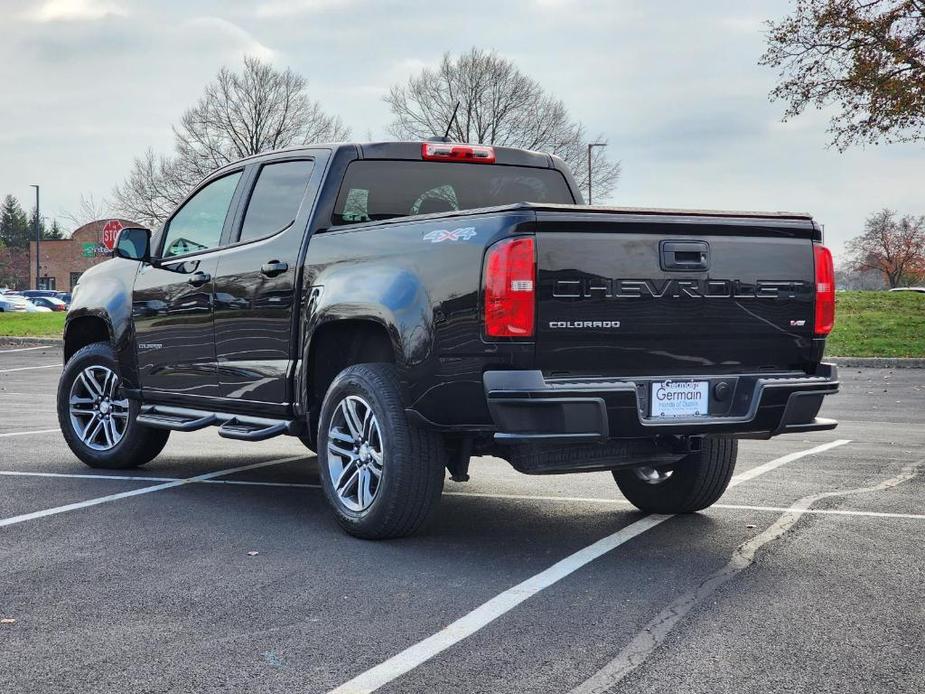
xmin=568 ymin=458 xmax=925 ymax=694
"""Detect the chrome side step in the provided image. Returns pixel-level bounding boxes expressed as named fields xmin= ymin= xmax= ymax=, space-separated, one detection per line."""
xmin=137 ymin=405 xmax=298 ymax=441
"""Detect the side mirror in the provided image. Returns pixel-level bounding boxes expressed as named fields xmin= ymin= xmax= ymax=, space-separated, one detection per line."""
xmin=114 ymin=227 xmax=152 ymax=262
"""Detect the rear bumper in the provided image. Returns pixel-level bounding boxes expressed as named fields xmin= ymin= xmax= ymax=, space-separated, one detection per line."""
xmin=484 ymin=364 xmax=839 ymax=443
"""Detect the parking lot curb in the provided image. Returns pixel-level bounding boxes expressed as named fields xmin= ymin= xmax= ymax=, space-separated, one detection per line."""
xmin=828 ymin=356 xmax=925 ymax=369
xmin=0 ymin=336 xmax=63 ymax=347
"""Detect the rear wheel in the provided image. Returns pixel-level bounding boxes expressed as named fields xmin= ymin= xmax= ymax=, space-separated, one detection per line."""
xmin=613 ymin=437 xmax=737 ymax=514
xmin=317 ymin=363 xmax=446 ymax=539
xmin=57 ymin=342 xmax=170 ymax=469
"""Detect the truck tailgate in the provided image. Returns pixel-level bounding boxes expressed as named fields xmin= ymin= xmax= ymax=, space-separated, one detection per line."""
xmin=535 ymin=214 xmax=818 ymax=376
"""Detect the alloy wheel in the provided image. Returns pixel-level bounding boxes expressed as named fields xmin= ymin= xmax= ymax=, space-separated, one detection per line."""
xmin=633 ymin=465 xmax=674 ymax=485
xmin=68 ymin=365 xmax=129 ymax=451
xmin=326 ymin=395 xmax=384 ymax=512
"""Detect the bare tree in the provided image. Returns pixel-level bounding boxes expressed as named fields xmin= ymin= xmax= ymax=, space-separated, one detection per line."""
xmin=61 ymin=193 xmax=115 ymax=230
xmin=847 ymin=209 xmax=925 ymax=287
xmin=385 ymin=48 xmax=620 ymax=201
xmin=113 ymin=150 xmax=196 ymax=229
xmin=835 ymin=266 xmax=887 ymax=290
xmin=114 ymin=56 xmax=350 ymax=228
xmin=761 ymin=1 xmax=925 ymax=150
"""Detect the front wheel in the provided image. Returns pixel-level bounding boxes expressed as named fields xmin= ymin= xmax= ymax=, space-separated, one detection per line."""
xmin=613 ymin=437 xmax=737 ymax=514
xmin=57 ymin=342 xmax=170 ymax=469
xmin=317 ymin=363 xmax=446 ymax=539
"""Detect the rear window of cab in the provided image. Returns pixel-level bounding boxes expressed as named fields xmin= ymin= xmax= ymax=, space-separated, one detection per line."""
xmin=332 ymin=160 xmax=574 ymax=226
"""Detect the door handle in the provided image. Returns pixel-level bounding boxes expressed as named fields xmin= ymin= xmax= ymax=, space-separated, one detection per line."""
xmin=187 ymin=271 xmax=211 ymax=287
xmin=261 ymin=260 xmax=289 ymax=277
xmin=659 ymin=240 xmax=710 ymax=271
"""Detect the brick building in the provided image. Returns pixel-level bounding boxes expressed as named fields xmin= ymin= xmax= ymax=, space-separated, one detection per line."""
xmin=29 ymin=219 xmax=138 ymax=291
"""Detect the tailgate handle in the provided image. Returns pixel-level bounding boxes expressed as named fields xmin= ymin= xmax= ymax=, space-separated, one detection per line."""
xmin=660 ymin=241 xmax=710 ymax=271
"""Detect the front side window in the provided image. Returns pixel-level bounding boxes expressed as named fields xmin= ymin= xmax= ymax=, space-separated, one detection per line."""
xmin=239 ymin=160 xmax=314 ymax=242
xmin=162 ymin=172 xmax=242 ymax=258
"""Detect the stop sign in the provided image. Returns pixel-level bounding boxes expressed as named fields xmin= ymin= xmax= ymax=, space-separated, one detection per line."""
xmin=101 ymin=220 xmax=124 ymax=251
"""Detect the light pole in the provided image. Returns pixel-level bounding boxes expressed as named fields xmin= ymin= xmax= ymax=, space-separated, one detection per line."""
xmin=586 ymin=143 xmax=606 ymax=205
xmin=30 ymin=185 xmax=40 ymax=289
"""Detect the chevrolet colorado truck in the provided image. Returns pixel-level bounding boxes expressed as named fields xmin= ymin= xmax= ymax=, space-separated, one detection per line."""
xmin=57 ymin=141 xmax=839 ymax=538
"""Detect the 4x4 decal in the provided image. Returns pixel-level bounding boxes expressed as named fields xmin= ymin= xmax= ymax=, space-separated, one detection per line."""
xmin=422 ymin=227 xmax=477 ymax=243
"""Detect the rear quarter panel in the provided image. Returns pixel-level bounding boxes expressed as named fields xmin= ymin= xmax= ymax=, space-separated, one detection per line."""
xmin=302 ymin=210 xmax=535 ymax=427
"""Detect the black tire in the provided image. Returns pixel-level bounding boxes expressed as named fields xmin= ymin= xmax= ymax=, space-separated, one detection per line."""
xmin=297 ymin=433 xmax=315 ymax=453
xmin=613 ymin=437 xmax=737 ymax=514
xmin=57 ymin=342 xmax=170 ymax=469
xmin=317 ymin=363 xmax=446 ymax=539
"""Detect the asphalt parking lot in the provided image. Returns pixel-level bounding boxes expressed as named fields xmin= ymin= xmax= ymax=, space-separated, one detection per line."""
xmin=1 ymin=344 xmax=923 ymax=694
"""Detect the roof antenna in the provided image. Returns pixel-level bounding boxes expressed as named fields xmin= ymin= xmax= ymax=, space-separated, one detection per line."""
xmin=442 ymin=101 xmax=461 ymax=141
xmin=425 ymin=101 xmax=461 ymax=143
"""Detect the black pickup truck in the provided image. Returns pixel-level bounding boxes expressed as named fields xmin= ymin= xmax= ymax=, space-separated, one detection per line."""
xmin=58 ymin=141 xmax=838 ymax=538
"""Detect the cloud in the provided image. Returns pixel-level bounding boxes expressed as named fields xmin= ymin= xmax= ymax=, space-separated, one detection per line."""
xmin=180 ymin=17 xmax=276 ymax=62
xmin=720 ymin=17 xmax=766 ymax=34
xmin=23 ymin=0 xmax=126 ymax=22
xmin=1 ymin=0 xmax=921 ymax=260
xmin=253 ymin=0 xmax=353 ymax=19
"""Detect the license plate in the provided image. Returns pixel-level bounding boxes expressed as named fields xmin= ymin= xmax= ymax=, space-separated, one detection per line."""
xmin=650 ymin=380 xmax=709 ymax=418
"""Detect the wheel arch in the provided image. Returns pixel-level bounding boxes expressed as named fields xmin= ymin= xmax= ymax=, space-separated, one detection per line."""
xmin=64 ymin=313 xmax=113 ymax=362
xmin=300 ymin=318 xmax=397 ymax=445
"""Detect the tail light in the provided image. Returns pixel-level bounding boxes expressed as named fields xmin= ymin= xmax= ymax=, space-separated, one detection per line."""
xmin=484 ymin=237 xmax=535 ymax=338
xmin=422 ymin=143 xmax=495 ymax=164
xmin=813 ymin=243 xmax=835 ymax=336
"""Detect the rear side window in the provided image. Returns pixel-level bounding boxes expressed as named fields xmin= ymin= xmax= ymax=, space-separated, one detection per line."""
xmin=239 ymin=160 xmax=314 ymax=242
xmin=332 ymin=160 xmax=573 ymax=226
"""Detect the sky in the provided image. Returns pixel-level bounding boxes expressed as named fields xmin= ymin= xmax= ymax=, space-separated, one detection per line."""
xmin=1 ymin=0 xmax=923 ymax=261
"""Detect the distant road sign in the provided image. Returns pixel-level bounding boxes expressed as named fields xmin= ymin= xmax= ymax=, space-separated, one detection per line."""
xmin=101 ymin=220 xmax=124 ymax=251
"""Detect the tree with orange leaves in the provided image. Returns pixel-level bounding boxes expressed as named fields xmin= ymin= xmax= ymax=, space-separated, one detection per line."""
xmin=847 ymin=209 xmax=925 ymax=287
xmin=761 ymin=1 xmax=925 ymax=150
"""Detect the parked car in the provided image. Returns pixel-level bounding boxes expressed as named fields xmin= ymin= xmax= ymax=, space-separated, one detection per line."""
xmin=889 ymin=287 xmax=925 ymax=294
xmin=28 ymin=296 xmax=68 ymax=311
xmin=0 ymin=293 xmax=31 ymax=312
xmin=24 ymin=301 xmax=52 ymax=312
xmin=58 ymin=140 xmax=839 ymax=539
xmin=14 ymin=290 xmax=71 ymax=307
xmin=21 ymin=289 xmax=59 ymax=298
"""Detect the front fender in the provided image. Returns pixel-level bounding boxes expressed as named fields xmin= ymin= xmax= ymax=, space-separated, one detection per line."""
xmin=66 ymin=258 xmax=140 ymax=384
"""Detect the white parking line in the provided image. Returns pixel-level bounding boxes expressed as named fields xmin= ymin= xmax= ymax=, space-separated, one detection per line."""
xmin=0 ymin=428 xmax=60 ymax=438
xmin=0 ymin=468 xmax=325 ymax=488
xmin=327 ymin=439 xmax=851 ymax=694
xmin=6 ymin=467 xmax=922 ymax=522
xmin=568 ymin=457 xmax=923 ymax=694
xmin=0 ymin=364 xmax=60 ymax=373
xmin=203 ymin=477 xmax=320 ymax=489
xmin=711 ymin=502 xmax=925 ymax=520
xmin=0 ymin=345 xmax=52 ymax=353
xmin=0 ymin=455 xmax=306 ymax=529
xmin=0 ymin=470 xmax=176 ymax=482
xmin=729 ymin=442 xmax=848 ymax=485
xmin=447 ymin=493 xmax=925 ymax=521
xmin=3 ymin=465 xmax=919 ymax=521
